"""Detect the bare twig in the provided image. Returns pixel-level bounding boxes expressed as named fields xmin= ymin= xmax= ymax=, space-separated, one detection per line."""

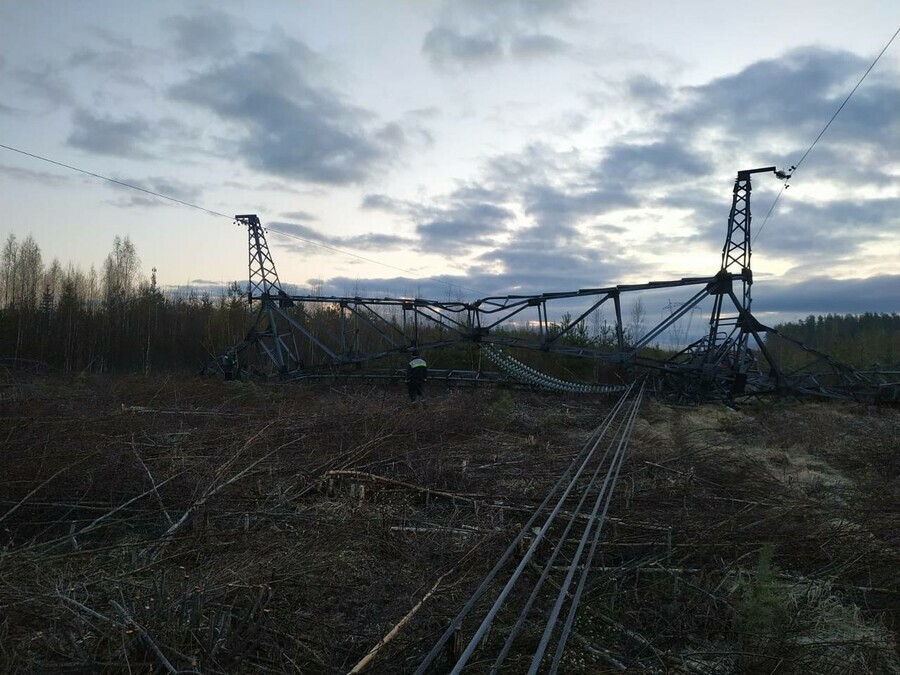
xmin=0 ymin=453 xmax=97 ymax=524
xmin=323 ymin=469 xmax=483 ymax=503
xmin=110 ymin=600 xmax=178 ymax=674
xmin=130 ymin=434 xmax=173 ymax=527
xmin=149 ymin=443 xmax=279 ymax=559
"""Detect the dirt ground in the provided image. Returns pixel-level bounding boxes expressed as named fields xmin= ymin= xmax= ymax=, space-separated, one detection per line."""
xmin=1 ymin=372 xmax=898 ymax=673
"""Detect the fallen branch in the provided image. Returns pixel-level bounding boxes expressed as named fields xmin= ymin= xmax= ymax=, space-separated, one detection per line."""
xmin=390 ymin=525 xmax=485 ymax=536
xmin=110 ymin=600 xmax=178 ymax=674
xmin=323 ymin=469 xmax=483 ymax=503
xmin=58 ymin=594 xmax=121 ymax=628
xmin=148 ymin=448 xmax=278 ymax=560
xmin=121 ymin=404 xmax=248 ymax=417
xmin=130 ymin=434 xmax=173 ymax=527
xmin=347 ymin=569 xmax=453 ymax=674
xmin=0 ymin=452 xmax=97 ymax=525
xmin=291 ymin=431 xmax=401 ymax=499
xmin=570 ymin=631 xmax=627 ymax=671
xmin=29 ymin=472 xmax=185 ymax=553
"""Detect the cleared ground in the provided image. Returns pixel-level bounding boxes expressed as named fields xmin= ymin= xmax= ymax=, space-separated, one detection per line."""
xmin=1 ymin=372 xmax=898 ymax=673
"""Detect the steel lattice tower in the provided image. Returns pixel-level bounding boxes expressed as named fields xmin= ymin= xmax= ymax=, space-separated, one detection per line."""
xmin=235 ymin=214 xmax=303 ymax=375
xmin=700 ymin=167 xmax=778 ymax=390
xmin=240 ymin=214 xmax=284 ymax=301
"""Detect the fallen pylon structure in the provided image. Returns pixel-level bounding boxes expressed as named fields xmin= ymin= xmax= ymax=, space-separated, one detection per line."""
xmin=224 ymin=168 xmax=898 ymax=403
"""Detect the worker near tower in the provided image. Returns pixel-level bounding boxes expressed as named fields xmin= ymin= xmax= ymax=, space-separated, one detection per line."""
xmin=406 ymin=349 xmax=428 ymax=403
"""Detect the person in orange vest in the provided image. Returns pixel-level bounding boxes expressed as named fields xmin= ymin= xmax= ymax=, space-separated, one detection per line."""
xmin=406 ymin=349 xmax=428 ymax=403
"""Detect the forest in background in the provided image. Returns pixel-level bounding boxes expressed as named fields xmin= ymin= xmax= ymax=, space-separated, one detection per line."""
xmin=772 ymin=313 xmax=899 ymax=367
xmin=1 ymin=233 xmax=897 ymax=374
xmin=0 ymin=233 xmax=250 ymax=373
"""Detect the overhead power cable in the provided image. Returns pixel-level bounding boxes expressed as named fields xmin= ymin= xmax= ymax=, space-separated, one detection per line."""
xmin=754 ymin=24 xmax=900 ymax=244
xmin=0 ymin=142 xmax=481 ymax=297
xmin=791 ymin=24 xmax=900 ymax=176
xmin=0 ymin=143 xmax=234 ymax=220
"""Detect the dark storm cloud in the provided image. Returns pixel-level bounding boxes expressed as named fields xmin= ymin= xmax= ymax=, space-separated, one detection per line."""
xmin=660 ymin=46 xmax=900 ymax=174
xmin=104 ymin=175 xmax=201 ymax=208
xmin=164 ymin=10 xmax=237 ymax=58
xmin=510 ymin=34 xmax=570 ymax=59
xmin=670 ymin=48 xmax=864 ymax=135
xmin=342 ymin=233 xmax=415 ymax=250
xmin=522 ymin=183 xmax=638 ymax=231
xmin=756 ymin=275 xmax=900 ymax=315
xmin=422 ymin=26 xmax=503 ymax=69
xmin=268 ymin=222 xmax=330 ymax=244
xmin=268 ymin=221 xmax=414 ymax=253
xmin=67 ymin=28 xmax=150 ymax=85
xmin=14 ymin=65 xmax=73 ymax=109
xmin=594 ymin=141 xmax=708 ymax=184
xmin=67 ymin=109 xmax=154 ymax=158
xmin=683 ymin=195 xmax=900 ymax=263
xmin=471 ymin=243 xmax=640 ymax=293
xmin=280 ymin=210 xmax=317 ymax=221
xmin=361 ymin=193 xmax=407 ymax=213
xmin=170 ymin=46 xmax=406 ymax=185
xmin=416 ymin=199 xmax=515 ymax=253
xmin=0 ymin=164 xmax=75 ymax=186
xmin=422 ymin=28 xmax=571 ymax=69
xmin=362 ymin=187 xmax=516 ymax=254
xmin=774 ymin=198 xmax=898 ymax=251
xmin=625 ymin=75 xmax=671 ymax=104
xmin=416 ymin=202 xmax=514 ymax=250
xmin=423 ymin=0 xmax=579 ymax=70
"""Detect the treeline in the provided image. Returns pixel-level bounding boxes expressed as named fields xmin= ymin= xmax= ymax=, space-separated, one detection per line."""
xmin=0 ymin=233 xmax=651 ymax=377
xmin=0 ymin=234 xmax=252 ymax=373
xmin=4 ymin=233 xmax=895 ymax=375
xmin=772 ymin=313 xmax=899 ymax=367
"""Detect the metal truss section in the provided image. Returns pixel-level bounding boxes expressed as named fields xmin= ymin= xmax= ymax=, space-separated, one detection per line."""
xmin=238 ymin=214 xmax=285 ymax=301
xmin=224 ymin=170 xmax=897 ymax=403
xmin=702 ymin=167 xmax=779 ymax=389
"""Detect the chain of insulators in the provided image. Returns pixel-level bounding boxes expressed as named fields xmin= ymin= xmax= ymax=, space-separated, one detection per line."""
xmin=481 ymin=345 xmax=626 ymax=394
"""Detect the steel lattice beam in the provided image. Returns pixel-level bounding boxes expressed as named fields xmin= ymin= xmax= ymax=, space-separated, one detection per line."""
xmin=223 ymin=170 xmax=897 ymax=403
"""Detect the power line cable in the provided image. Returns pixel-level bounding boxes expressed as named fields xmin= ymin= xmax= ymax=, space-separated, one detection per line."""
xmin=754 ymin=24 xmax=900 ymax=244
xmin=753 ymin=183 xmax=787 ymax=245
xmin=0 ymin=142 xmax=482 ymax=297
xmin=792 ymin=24 xmax=900 ymax=176
xmin=0 ymin=143 xmax=234 ymax=220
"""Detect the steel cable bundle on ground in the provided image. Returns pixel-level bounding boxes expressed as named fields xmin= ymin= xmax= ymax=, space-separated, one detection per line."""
xmin=481 ymin=345 xmax=626 ymax=395
xmin=416 ymin=382 xmax=646 ymax=673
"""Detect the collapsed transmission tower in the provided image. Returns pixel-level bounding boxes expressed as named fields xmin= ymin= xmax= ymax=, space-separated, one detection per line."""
xmin=223 ymin=169 xmax=895 ymax=403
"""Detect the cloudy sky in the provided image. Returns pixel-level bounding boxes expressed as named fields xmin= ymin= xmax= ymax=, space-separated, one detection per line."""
xmin=1 ymin=0 xmax=898 ymax=324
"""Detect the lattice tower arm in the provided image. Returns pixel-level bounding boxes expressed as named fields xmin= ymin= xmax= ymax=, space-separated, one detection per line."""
xmin=236 ymin=214 xmax=285 ymax=303
xmin=719 ymin=166 xmax=777 ymax=311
